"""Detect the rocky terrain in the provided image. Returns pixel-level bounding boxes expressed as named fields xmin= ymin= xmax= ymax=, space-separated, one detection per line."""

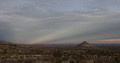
xmin=0 ymin=41 xmax=120 ymax=63
xmin=76 ymin=41 xmax=99 ymax=49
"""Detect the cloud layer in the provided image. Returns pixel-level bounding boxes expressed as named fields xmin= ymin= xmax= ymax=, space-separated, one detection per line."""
xmin=0 ymin=0 xmax=120 ymax=44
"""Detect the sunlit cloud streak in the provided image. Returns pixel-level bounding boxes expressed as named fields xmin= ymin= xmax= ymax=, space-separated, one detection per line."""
xmin=0 ymin=0 xmax=120 ymax=44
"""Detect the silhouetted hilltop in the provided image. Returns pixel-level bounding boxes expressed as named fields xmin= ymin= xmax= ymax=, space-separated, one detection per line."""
xmin=0 ymin=41 xmax=31 ymax=54
xmin=0 ymin=41 xmax=7 ymax=44
xmin=77 ymin=41 xmax=99 ymax=49
xmin=0 ymin=41 xmax=16 ymax=45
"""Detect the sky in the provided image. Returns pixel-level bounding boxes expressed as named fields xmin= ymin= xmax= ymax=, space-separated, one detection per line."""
xmin=0 ymin=0 xmax=120 ymax=44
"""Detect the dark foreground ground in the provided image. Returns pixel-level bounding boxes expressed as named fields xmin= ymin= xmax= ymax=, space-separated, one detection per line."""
xmin=0 ymin=41 xmax=120 ymax=63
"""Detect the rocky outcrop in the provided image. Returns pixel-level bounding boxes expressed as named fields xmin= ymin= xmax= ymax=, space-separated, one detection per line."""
xmin=77 ymin=41 xmax=99 ymax=49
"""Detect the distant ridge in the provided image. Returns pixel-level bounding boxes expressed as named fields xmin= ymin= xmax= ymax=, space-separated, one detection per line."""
xmin=77 ymin=41 xmax=99 ymax=49
xmin=0 ymin=41 xmax=28 ymax=46
xmin=0 ymin=41 xmax=14 ymax=45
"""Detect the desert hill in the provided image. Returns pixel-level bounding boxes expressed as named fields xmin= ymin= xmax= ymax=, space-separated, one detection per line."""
xmin=0 ymin=41 xmax=119 ymax=63
xmin=76 ymin=41 xmax=99 ymax=49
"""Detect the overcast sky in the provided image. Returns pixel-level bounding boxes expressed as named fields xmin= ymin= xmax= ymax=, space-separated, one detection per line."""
xmin=0 ymin=0 xmax=120 ymax=44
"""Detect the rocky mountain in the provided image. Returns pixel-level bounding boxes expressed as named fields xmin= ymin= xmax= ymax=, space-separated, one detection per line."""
xmin=76 ymin=41 xmax=99 ymax=49
xmin=0 ymin=41 xmax=31 ymax=54
xmin=0 ymin=41 xmax=16 ymax=45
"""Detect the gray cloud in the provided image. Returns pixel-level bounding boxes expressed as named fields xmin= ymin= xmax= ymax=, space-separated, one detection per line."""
xmin=0 ymin=21 xmax=13 ymax=41
xmin=0 ymin=0 xmax=120 ymax=44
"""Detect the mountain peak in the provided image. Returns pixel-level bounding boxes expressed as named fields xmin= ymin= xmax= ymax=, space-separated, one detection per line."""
xmin=77 ymin=41 xmax=92 ymax=47
xmin=76 ymin=41 xmax=98 ymax=49
xmin=81 ymin=41 xmax=90 ymax=45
